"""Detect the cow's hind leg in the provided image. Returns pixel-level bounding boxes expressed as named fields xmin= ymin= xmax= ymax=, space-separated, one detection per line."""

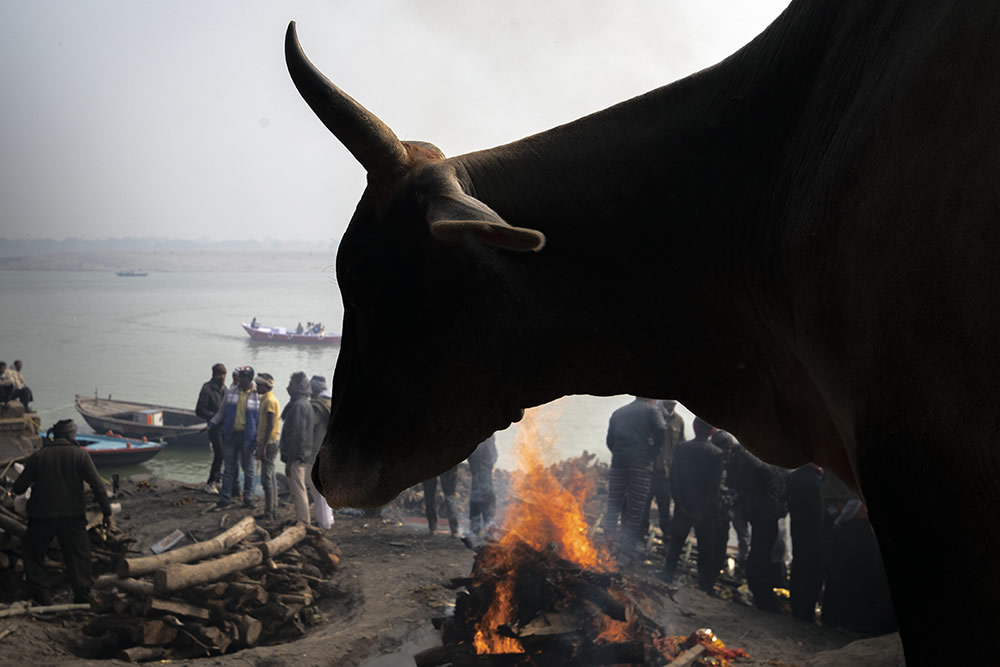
xmin=857 ymin=422 xmax=1000 ymax=665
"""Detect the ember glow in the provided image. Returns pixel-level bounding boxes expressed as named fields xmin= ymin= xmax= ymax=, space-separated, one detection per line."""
xmin=471 ymin=408 xmax=615 ymax=654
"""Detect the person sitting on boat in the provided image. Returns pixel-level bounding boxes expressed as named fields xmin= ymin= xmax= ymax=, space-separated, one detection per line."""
xmin=0 ymin=359 xmax=34 ymax=412
xmin=296 ymin=322 xmax=304 ymax=334
xmin=12 ymin=419 xmax=114 ymax=605
xmin=250 ymin=317 xmax=258 ymax=329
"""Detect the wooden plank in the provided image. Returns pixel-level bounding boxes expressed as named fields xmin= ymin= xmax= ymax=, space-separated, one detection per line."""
xmin=143 ymin=596 xmax=212 ymax=621
xmin=665 ymin=644 xmax=706 ymax=667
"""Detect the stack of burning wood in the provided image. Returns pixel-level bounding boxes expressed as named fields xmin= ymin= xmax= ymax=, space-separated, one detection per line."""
xmin=417 ymin=538 xmax=751 ymax=667
xmin=82 ymin=517 xmax=341 ymax=662
xmin=416 ymin=538 xmax=674 ymax=667
xmin=0 ymin=503 xmax=132 ymax=601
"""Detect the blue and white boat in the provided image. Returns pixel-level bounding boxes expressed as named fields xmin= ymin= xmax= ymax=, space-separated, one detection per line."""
xmin=43 ymin=431 xmax=162 ymax=467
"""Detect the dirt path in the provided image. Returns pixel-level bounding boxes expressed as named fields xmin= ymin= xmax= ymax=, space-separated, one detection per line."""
xmin=0 ymin=476 xmax=904 ymax=666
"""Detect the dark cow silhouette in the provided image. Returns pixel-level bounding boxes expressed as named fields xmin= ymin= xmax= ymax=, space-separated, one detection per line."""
xmin=286 ymin=1 xmax=1000 ymax=661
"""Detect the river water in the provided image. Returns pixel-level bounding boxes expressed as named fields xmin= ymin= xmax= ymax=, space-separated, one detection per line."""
xmin=0 ymin=268 xmax=694 ymax=488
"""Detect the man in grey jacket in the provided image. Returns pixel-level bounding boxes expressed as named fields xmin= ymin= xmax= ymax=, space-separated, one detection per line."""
xmin=280 ymin=372 xmax=314 ymax=524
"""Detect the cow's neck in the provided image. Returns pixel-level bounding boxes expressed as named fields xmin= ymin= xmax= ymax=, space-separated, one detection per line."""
xmin=454 ymin=0 xmax=852 ymax=472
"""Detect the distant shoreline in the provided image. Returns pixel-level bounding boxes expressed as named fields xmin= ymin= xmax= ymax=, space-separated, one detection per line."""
xmin=0 ymin=250 xmax=337 ymax=273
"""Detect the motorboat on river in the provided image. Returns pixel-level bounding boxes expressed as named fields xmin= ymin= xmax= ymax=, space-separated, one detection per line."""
xmin=241 ymin=321 xmax=341 ymax=344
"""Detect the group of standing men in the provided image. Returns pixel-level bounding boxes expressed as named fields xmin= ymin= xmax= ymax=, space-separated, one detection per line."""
xmin=603 ymin=397 xmax=896 ymax=633
xmin=195 ymin=363 xmax=333 ymax=528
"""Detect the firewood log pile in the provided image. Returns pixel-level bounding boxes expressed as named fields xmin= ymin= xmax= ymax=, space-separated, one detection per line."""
xmin=416 ymin=538 xmax=679 ymax=667
xmin=416 ymin=538 xmax=750 ymax=667
xmin=79 ymin=518 xmax=342 ymax=662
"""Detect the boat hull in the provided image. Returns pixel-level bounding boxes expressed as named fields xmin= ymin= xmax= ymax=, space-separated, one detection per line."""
xmin=59 ymin=433 xmax=162 ymax=468
xmin=74 ymin=395 xmax=208 ymax=447
xmin=242 ymin=323 xmax=340 ymax=344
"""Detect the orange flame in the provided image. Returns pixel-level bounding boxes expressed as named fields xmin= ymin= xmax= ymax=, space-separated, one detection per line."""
xmin=472 ymin=408 xmax=615 ymax=654
xmin=496 ymin=408 xmax=611 ymax=570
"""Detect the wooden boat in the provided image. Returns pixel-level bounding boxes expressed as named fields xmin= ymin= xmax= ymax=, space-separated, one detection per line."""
xmin=74 ymin=394 xmax=208 ymax=447
xmin=41 ymin=430 xmax=162 ymax=467
xmin=241 ymin=322 xmax=341 ymax=345
xmin=77 ymin=433 xmax=162 ymax=467
xmin=116 ymin=270 xmax=148 ymax=277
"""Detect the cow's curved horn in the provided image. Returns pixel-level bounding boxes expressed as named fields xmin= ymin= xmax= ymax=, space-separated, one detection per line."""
xmin=285 ymin=22 xmax=409 ymax=179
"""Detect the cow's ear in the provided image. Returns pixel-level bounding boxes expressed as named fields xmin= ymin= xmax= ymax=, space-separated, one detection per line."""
xmin=428 ymin=192 xmax=545 ymax=252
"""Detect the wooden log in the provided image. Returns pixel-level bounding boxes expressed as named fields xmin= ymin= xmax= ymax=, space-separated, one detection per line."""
xmin=259 ymin=523 xmax=307 ymax=561
xmin=0 ymin=512 xmax=26 ymax=537
xmin=226 ymin=581 xmax=269 ymax=606
xmin=275 ymin=592 xmax=313 ymax=607
xmin=117 ymin=646 xmax=168 ymax=663
xmin=119 ymin=515 xmax=256 ymax=578
xmin=225 ymin=613 xmax=262 ymax=648
xmin=0 ymin=602 xmax=89 ymax=617
xmin=154 ymin=548 xmax=262 ymax=594
xmin=179 ymin=581 xmax=228 ymax=600
xmin=308 ymin=534 xmax=341 ymax=570
xmin=665 ymin=644 xmax=706 ymax=667
xmin=185 ymin=622 xmax=235 ymax=654
xmin=135 ymin=619 xmax=178 ymax=646
xmin=143 ymin=596 xmax=212 ymax=622
xmin=566 ymin=578 xmax=628 ymax=622
xmin=94 ymin=573 xmax=157 ymax=596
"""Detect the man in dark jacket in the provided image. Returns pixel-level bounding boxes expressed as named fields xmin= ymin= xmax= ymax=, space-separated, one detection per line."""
xmin=196 ymin=363 xmax=227 ymax=495
xmin=467 ymin=434 xmax=498 ymax=536
xmin=664 ymin=416 xmax=724 ymax=591
xmin=280 ymin=371 xmax=314 ymax=524
xmin=640 ymin=399 xmax=686 ymax=542
xmin=727 ymin=446 xmax=789 ymax=611
xmin=602 ymin=397 xmax=668 ymax=559
xmin=13 ymin=419 xmax=113 ymax=604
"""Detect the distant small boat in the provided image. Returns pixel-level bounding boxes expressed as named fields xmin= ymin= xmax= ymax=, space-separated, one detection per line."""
xmin=43 ymin=431 xmax=162 ymax=467
xmin=116 ymin=270 xmax=148 ymax=277
xmin=74 ymin=394 xmax=207 ymax=447
xmin=242 ymin=322 xmax=341 ymax=345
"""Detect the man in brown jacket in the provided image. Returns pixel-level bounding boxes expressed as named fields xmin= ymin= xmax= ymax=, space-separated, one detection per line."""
xmin=13 ymin=419 xmax=113 ymax=604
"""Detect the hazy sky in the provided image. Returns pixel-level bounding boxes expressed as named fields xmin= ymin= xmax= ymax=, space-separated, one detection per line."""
xmin=0 ymin=1 xmax=790 ymax=243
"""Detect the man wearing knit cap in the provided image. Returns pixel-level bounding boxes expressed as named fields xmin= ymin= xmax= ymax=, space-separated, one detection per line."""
xmin=254 ymin=373 xmax=281 ymax=521
xmin=280 ymin=372 xmax=314 ymax=524
xmin=211 ymin=365 xmax=260 ymax=509
xmin=13 ymin=419 xmax=113 ymax=604
xmin=308 ymin=375 xmax=334 ymax=529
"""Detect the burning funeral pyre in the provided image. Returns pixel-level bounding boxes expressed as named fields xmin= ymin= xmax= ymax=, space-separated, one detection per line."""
xmin=415 ymin=411 xmax=750 ymax=667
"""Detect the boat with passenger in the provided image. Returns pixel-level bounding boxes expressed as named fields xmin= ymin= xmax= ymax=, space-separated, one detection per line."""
xmin=242 ymin=320 xmax=341 ymax=345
